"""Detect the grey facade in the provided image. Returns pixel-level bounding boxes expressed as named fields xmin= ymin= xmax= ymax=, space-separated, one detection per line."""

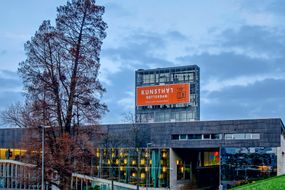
xmin=135 ymin=65 xmax=200 ymax=123
xmin=1 ymin=118 xmax=285 ymax=190
xmin=149 ymin=118 xmax=284 ymax=148
xmin=0 ymin=118 xmax=284 ymax=149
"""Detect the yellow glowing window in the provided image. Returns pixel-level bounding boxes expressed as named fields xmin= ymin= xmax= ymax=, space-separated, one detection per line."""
xmin=145 ymin=152 xmax=149 ymax=158
xmin=0 ymin=148 xmax=7 ymax=159
xmin=140 ymin=159 xmax=145 ymax=165
xmin=176 ymin=160 xmax=180 ymax=165
xmin=141 ymin=173 xmax=146 ymax=179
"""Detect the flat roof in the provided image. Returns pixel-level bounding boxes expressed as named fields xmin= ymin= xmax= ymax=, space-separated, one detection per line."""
xmin=136 ymin=64 xmax=199 ymax=73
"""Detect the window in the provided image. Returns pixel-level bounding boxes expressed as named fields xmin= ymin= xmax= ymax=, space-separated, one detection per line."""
xmin=179 ymin=134 xmax=187 ymax=140
xmin=149 ymin=74 xmax=155 ymax=84
xmin=221 ymin=147 xmax=277 ymax=186
xmin=171 ymin=134 xmax=179 ymax=140
xmin=203 ymin=134 xmax=210 ymax=139
xmin=171 ymin=134 xmax=222 ymax=141
xmin=188 ymin=134 xmax=202 ymax=140
xmin=225 ymin=133 xmax=260 ymax=140
xmin=211 ymin=134 xmax=221 ymax=140
xmin=252 ymin=133 xmax=260 ymax=139
xmin=204 ymin=151 xmax=220 ymax=166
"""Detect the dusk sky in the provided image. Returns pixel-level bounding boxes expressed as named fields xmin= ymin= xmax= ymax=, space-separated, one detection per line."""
xmin=0 ymin=0 xmax=285 ymax=124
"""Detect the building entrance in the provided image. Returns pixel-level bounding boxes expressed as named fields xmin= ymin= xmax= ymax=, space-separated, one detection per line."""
xmin=173 ymin=148 xmax=220 ymax=190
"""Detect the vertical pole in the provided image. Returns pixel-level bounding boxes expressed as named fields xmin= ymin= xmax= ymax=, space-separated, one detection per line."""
xmin=42 ymin=127 xmax=45 ymax=190
xmin=148 ymin=149 xmax=151 ymax=190
xmin=146 ymin=143 xmax=152 ymax=190
xmin=219 ymin=144 xmax=223 ymax=190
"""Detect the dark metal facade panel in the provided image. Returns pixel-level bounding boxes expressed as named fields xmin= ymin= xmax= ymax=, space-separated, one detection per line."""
xmin=149 ymin=118 xmax=283 ymax=148
xmin=0 ymin=118 xmax=284 ymax=149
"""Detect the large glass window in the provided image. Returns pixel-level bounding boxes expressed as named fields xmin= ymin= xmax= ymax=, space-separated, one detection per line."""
xmin=188 ymin=134 xmax=202 ymax=140
xmin=159 ymin=73 xmax=169 ymax=83
xmin=221 ymin=147 xmax=277 ymax=189
xmin=225 ymin=133 xmax=260 ymax=140
xmin=204 ymin=151 xmax=220 ymax=166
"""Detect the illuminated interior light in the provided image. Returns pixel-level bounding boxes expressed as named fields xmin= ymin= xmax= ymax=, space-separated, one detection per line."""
xmin=141 ymin=173 xmax=146 ymax=179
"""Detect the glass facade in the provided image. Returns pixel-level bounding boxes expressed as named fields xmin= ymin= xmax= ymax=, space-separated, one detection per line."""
xmin=171 ymin=134 xmax=222 ymax=141
xmin=221 ymin=147 xmax=277 ymax=189
xmin=135 ymin=65 xmax=200 ymax=123
xmin=0 ymin=161 xmax=40 ymax=189
xmin=0 ymin=146 xmax=281 ymax=190
xmin=1 ymin=147 xmax=170 ymax=189
xmin=81 ymin=148 xmax=170 ymax=189
xmin=0 ymin=148 xmax=26 ymax=160
xmin=174 ymin=149 xmax=220 ymax=189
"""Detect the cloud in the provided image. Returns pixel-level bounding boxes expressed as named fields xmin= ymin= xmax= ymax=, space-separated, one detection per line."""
xmin=202 ymin=74 xmax=285 ymax=93
xmin=104 ymin=2 xmax=132 ymax=17
xmin=101 ymin=30 xmax=176 ymax=77
xmin=166 ymin=30 xmax=187 ymax=41
xmin=177 ymin=20 xmax=285 ymax=122
xmin=201 ymin=78 xmax=285 ymax=120
xmin=240 ymin=0 xmax=285 ymax=17
xmin=177 ymin=52 xmax=273 ymax=80
xmin=0 ymin=91 xmax=23 ymax=110
xmin=0 ymin=70 xmax=22 ymax=91
xmin=0 ymin=70 xmax=23 ymax=112
xmin=267 ymin=0 xmax=285 ymax=16
xmin=100 ymin=69 xmax=135 ymax=124
xmin=0 ymin=49 xmax=7 ymax=55
xmin=117 ymin=91 xmax=135 ymax=112
xmin=220 ymin=26 xmax=285 ymax=57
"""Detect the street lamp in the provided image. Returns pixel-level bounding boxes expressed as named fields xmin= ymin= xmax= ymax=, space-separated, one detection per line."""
xmin=146 ymin=143 xmax=152 ymax=190
xmin=219 ymin=135 xmax=224 ymax=190
xmin=38 ymin=125 xmax=51 ymax=190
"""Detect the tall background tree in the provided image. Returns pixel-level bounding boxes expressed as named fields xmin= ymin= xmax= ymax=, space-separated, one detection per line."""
xmin=19 ymin=0 xmax=107 ymax=132
xmin=1 ymin=0 xmax=107 ymax=189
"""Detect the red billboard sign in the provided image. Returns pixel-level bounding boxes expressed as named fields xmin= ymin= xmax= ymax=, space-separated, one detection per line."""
xmin=137 ymin=83 xmax=190 ymax=106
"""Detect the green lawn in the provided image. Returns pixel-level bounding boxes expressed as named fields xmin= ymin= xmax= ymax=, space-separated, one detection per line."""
xmin=230 ymin=175 xmax=285 ymax=190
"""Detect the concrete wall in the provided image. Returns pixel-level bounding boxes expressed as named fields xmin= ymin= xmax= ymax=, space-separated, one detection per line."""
xmin=169 ymin=148 xmax=178 ymax=190
xmin=277 ymin=132 xmax=285 ymax=175
xmin=150 ymin=118 xmax=283 ymax=148
xmin=0 ymin=118 xmax=284 ymax=150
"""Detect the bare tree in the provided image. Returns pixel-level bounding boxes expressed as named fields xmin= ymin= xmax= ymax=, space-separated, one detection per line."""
xmin=122 ymin=112 xmax=145 ymax=190
xmin=122 ymin=112 xmax=144 ymax=148
xmin=19 ymin=0 xmax=107 ymax=132
xmin=0 ymin=102 xmax=32 ymax=128
xmin=1 ymin=0 xmax=107 ymax=189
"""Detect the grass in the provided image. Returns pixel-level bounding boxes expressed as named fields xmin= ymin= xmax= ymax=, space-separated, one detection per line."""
xmin=230 ymin=175 xmax=285 ymax=190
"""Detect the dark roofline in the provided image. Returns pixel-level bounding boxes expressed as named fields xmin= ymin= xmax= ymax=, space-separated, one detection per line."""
xmin=136 ymin=64 xmax=199 ymax=73
xmin=1 ymin=118 xmax=283 ymax=130
xmin=99 ymin=117 xmax=284 ymax=126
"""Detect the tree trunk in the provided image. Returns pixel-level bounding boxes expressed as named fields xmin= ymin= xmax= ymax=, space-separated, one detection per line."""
xmin=59 ymin=175 xmax=72 ymax=190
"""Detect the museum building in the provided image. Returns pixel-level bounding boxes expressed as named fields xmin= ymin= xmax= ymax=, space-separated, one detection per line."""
xmin=0 ymin=65 xmax=285 ymax=190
